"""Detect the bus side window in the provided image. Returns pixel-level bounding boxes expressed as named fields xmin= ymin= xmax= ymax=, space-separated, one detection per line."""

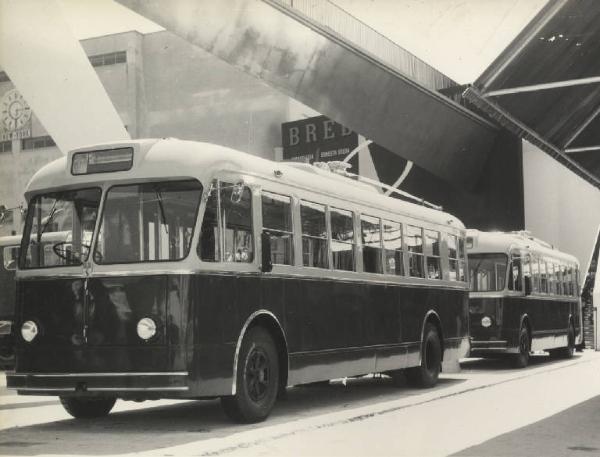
xmin=425 ymin=229 xmax=441 ymax=280
xmin=383 ymin=219 xmax=403 ymax=276
xmin=508 ymin=254 xmax=522 ymax=291
xmin=530 ymin=256 xmax=540 ymax=292
xmin=554 ymin=263 xmax=562 ymax=295
xmin=560 ymin=265 xmax=568 ymax=296
xmin=330 ymin=208 xmax=354 ymax=271
xmin=540 ymin=260 xmax=548 ymax=293
xmin=567 ymin=266 xmax=574 ymax=296
xmin=547 ymin=262 xmax=555 ymax=295
xmin=300 ymin=201 xmax=328 ymax=269
xmin=199 ymin=180 xmax=254 ymax=263
xmin=522 ymin=255 xmax=531 ymax=292
xmin=361 ymin=215 xmax=383 ymax=274
xmin=405 ymin=225 xmax=424 ymax=278
xmin=261 ymin=191 xmax=293 ymax=266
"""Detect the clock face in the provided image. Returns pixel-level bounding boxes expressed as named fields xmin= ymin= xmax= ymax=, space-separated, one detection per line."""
xmin=1 ymin=89 xmax=31 ymax=132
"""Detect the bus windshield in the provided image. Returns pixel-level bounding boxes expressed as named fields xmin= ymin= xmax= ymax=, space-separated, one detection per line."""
xmin=93 ymin=180 xmax=202 ymax=264
xmin=22 ymin=188 xmax=102 ymax=268
xmin=468 ymin=253 xmax=508 ymax=292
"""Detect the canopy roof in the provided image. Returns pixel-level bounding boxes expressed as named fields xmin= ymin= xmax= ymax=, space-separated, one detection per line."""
xmin=465 ymin=0 xmax=600 ymax=187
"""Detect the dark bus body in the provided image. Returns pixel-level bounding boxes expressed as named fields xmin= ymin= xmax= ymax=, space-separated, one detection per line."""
xmin=8 ymin=139 xmax=469 ymax=422
xmin=467 ymin=230 xmax=582 ymax=368
xmin=0 ymin=235 xmax=20 ymax=369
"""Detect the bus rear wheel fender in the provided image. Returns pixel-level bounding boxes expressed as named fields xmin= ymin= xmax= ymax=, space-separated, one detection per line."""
xmin=221 ymin=326 xmax=280 ymax=423
xmin=549 ymin=319 xmax=575 ymax=359
xmin=405 ymin=321 xmax=442 ymax=388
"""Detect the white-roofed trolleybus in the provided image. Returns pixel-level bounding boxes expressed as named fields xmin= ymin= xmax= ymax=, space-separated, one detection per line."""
xmin=467 ymin=230 xmax=582 ymax=368
xmin=8 ymin=139 xmax=469 ymax=422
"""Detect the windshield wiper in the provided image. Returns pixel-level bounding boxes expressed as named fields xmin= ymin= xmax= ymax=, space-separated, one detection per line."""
xmin=155 ymin=189 xmax=169 ymax=235
xmin=36 ymin=200 xmax=61 ymax=242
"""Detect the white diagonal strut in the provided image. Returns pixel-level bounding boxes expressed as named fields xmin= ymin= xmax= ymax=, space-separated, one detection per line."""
xmin=0 ymin=0 xmax=130 ymax=154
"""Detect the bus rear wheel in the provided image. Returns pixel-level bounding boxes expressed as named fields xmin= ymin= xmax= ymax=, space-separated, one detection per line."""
xmin=512 ymin=325 xmax=530 ymax=368
xmin=549 ymin=324 xmax=575 ymax=359
xmin=406 ymin=323 xmax=441 ymax=388
xmin=221 ymin=327 xmax=279 ymax=423
xmin=59 ymin=396 xmax=116 ymax=419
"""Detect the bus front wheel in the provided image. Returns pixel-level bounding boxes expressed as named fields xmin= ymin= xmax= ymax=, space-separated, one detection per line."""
xmin=59 ymin=396 xmax=116 ymax=419
xmin=512 ymin=325 xmax=530 ymax=368
xmin=221 ymin=327 xmax=279 ymax=423
xmin=406 ymin=323 xmax=441 ymax=388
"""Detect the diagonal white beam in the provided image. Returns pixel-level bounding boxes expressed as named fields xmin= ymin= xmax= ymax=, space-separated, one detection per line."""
xmin=0 ymin=0 xmax=129 ymax=154
xmin=564 ymin=145 xmax=600 ymax=154
xmin=563 ymin=103 xmax=600 ymax=149
xmin=484 ymin=75 xmax=600 ymax=98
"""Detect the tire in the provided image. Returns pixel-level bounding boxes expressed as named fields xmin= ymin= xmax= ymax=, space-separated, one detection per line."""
xmin=550 ymin=324 xmax=575 ymax=359
xmin=59 ymin=396 xmax=116 ymax=419
xmin=221 ymin=327 xmax=279 ymax=423
xmin=512 ymin=325 xmax=530 ymax=368
xmin=406 ymin=323 xmax=441 ymax=388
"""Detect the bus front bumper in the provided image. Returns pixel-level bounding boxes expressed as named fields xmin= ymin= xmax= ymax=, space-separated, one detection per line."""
xmin=6 ymin=371 xmax=189 ymax=396
xmin=470 ymin=339 xmax=519 ymax=355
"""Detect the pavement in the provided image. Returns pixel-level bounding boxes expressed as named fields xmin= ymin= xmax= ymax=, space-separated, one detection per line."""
xmin=0 ymin=351 xmax=599 ymax=456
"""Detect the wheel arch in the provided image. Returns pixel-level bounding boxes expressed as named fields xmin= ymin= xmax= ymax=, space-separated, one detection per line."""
xmin=520 ymin=314 xmax=532 ymax=344
xmin=420 ymin=310 xmax=444 ymax=362
xmin=231 ymin=310 xmax=289 ymax=395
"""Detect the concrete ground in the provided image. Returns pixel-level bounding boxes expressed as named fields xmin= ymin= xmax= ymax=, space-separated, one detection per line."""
xmin=0 ymin=351 xmax=599 ymax=456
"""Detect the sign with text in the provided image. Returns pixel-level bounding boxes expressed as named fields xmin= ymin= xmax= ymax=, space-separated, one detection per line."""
xmin=281 ymin=115 xmax=358 ymax=171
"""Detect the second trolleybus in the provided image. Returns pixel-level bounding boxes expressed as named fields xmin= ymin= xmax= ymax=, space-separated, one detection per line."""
xmin=8 ymin=138 xmax=470 ymax=422
xmin=467 ymin=229 xmax=582 ymax=367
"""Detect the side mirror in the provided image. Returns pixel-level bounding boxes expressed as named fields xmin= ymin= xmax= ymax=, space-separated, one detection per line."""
xmin=261 ymin=232 xmax=273 ymax=273
xmin=524 ymin=276 xmax=532 ymax=295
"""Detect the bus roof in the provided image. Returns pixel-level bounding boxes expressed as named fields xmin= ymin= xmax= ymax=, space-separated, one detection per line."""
xmin=467 ymin=229 xmax=579 ymax=266
xmin=25 ymin=138 xmax=465 ymax=230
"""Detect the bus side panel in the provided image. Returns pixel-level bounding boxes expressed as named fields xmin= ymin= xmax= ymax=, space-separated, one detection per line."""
xmin=487 ymin=297 xmax=573 ymax=351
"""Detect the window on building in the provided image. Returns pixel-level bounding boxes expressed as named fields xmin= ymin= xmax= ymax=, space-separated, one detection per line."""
xmin=361 ymin=215 xmax=382 ymax=274
xmin=89 ymin=51 xmax=127 ymax=68
xmin=261 ymin=191 xmax=293 ymax=266
xmin=199 ymin=181 xmax=253 ymax=263
xmin=300 ymin=201 xmax=328 ymax=269
xmin=405 ymin=225 xmax=424 ymax=278
xmin=0 ymin=141 xmax=11 ymax=153
xmin=425 ymin=229 xmax=441 ymax=279
xmin=330 ymin=208 xmax=354 ymax=271
xmin=22 ymin=136 xmax=55 ymax=150
xmin=383 ymin=220 xmax=403 ymax=276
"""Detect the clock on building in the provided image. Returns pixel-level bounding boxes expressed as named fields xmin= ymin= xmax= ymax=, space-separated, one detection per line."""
xmin=1 ymin=89 xmax=32 ymax=132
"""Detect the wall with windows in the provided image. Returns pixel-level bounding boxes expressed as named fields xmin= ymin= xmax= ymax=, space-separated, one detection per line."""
xmin=523 ymin=141 xmax=600 ymax=276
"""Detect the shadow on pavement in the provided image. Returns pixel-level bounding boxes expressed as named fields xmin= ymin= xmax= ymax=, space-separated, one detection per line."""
xmin=0 ymin=375 xmax=465 ymax=455
xmin=460 ymin=353 xmax=582 ymax=372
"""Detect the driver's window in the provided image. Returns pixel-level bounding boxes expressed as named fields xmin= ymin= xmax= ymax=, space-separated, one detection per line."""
xmin=199 ymin=180 xmax=254 ymax=263
xmin=508 ymin=254 xmax=522 ymax=291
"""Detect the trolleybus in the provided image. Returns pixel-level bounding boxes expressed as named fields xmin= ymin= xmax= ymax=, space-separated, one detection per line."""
xmin=8 ymin=138 xmax=470 ymax=422
xmin=467 ymin=230 xmax=582 ymax=367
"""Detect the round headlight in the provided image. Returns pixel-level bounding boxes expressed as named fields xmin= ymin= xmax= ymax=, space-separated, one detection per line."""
xmin=21 ymin=321 xmax=38 ymax=342
xmin=481 ymin=316 xmax=492 ymax=328
xmin=136 ymin=318 xmax=157 ymax=340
